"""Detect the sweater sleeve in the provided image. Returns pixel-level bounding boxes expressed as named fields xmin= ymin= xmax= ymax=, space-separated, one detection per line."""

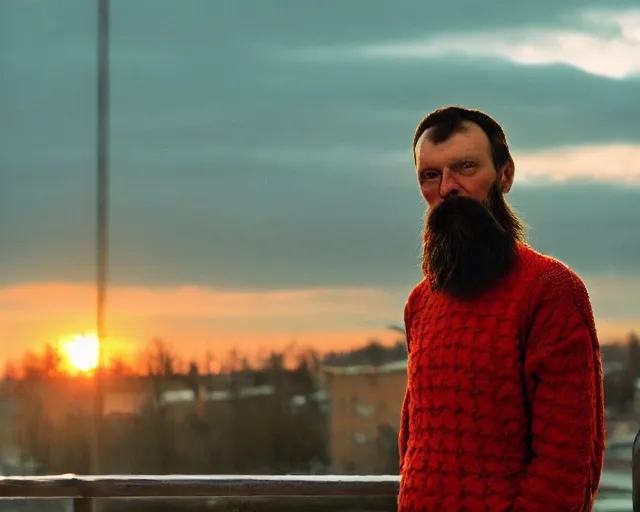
xmin=399 ymin=300 xmax=412 ymax=473
xmin=514 ymin=268 xmax=602 ymax=512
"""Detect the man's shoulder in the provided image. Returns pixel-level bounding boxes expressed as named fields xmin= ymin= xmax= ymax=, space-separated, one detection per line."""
xmin=520 ymin=246 xmax=599 ymax=348
xmin=519 ymin=244 xmax=589 ymax=303
xmin=405 ymin=278 xmax=431 ymax=312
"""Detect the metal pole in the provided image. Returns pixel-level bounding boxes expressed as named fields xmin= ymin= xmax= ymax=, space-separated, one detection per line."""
xmin=633 ymin=428 xmax=640 ymax=511
xmin=92 ymin=0 xmax=110 ymax=481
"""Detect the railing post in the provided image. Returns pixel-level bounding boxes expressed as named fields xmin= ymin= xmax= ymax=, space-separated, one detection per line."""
xmin=633 ymin=429 xmax=640 ymax=512
xmin=73 ymin=497 xmax=95 ymax=512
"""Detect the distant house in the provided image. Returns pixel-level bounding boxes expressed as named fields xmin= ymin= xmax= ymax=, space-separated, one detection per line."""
xmin=323 ymin=359 xmax=407 ymax=474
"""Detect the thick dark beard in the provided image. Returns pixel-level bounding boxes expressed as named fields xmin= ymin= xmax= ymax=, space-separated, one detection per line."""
xmin=421 ymin=184 xmax=524 ymax=300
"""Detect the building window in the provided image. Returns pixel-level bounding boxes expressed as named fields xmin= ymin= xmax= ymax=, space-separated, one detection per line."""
xmin=353 ymin=432 xmax=368 ymax=444
xmin=352 ymin=399 xmax=375 ymax=417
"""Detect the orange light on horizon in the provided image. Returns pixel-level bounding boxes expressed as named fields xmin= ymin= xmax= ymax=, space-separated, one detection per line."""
xmin=61 ymin=333 xmax=100 ymax=373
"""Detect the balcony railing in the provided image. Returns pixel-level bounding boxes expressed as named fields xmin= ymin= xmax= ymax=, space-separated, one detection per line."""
xmin=0 ymin=471 xmax=638 ymax=512
xmin=0 ymin=475 xmax=399 ymax=511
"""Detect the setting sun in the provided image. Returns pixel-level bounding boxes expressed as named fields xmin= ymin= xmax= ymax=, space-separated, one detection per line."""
xmin=61 ymin=333 xmax=100 ymax=372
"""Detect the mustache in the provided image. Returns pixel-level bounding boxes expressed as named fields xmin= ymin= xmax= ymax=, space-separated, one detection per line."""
xmin=426 ymin=195 xmax=509 ymax=240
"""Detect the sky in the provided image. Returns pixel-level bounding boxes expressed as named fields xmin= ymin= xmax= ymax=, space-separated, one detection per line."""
xmin=1 ymin=0 xmax=639 ymax=367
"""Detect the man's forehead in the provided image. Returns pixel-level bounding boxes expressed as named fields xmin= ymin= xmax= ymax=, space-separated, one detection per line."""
xmin=416 ymin=122 xmax=491 ymax=163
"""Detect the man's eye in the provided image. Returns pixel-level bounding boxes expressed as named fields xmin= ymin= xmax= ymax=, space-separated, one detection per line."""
xmin=420 ymin=171 xmax=439 ymax=183
xmin=462 ymin=162 xmax=475 ymax=170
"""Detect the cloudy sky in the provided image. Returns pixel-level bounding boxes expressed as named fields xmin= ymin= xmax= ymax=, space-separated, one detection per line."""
xmin=1 ymin=0 xmax=639 ymax=366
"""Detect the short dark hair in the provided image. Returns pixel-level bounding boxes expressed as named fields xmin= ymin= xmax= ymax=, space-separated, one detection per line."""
xmin=412 ymin=106 xmax=513 ymax=172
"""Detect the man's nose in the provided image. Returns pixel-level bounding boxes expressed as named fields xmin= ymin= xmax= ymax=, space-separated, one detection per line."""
xmin=439 ymin=168 xmax=460 ymax=198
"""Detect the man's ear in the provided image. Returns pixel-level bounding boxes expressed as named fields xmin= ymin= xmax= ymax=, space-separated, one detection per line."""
xmin=500 ymin=158 xmax=515 ymax=194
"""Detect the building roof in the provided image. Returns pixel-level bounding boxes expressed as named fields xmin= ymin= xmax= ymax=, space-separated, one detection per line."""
xmin=322 ymin=359 xmax=407 ymax=376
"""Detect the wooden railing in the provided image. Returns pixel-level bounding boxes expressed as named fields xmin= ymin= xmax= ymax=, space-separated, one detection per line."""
xmin=0 ymin=471 xmax=637 ymax=511
xmin=0 ymin=475 xmax=399 ymax=511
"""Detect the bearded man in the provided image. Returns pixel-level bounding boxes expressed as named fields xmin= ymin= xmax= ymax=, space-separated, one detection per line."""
xmin=398 ymin=106 xmax=605 ymax=512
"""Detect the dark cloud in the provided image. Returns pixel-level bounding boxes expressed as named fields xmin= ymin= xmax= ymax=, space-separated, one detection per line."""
xmin=509 ymin=183 xmax=640 ymax=276
xmin=3 ymin=153 xmax=639 ymax=290
xmin=111 ymin=0 xmax=640 ymax=47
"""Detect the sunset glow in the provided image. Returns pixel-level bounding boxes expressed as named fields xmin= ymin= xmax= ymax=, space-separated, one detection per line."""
xmin=0 ymin=280 xmax=635 ymax=370
xmin=61 ymin=333 xmax=100 ymax=372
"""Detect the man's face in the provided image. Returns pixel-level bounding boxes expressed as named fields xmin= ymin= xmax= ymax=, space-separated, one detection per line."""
xmin=414 ymin=121 xmax=513 ymax=207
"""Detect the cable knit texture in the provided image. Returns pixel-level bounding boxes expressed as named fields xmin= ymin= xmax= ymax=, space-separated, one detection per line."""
xmin=398 ymin=244 xmax=605 ymax=512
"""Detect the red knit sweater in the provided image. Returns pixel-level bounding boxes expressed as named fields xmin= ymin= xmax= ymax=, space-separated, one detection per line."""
xmin=398 ymin=244 xmax=605 ymax=512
